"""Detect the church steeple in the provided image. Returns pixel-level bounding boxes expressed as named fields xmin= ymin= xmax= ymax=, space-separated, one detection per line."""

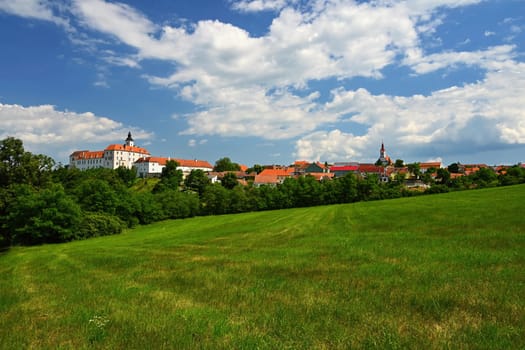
xmin=377 ymin=140 xmax=391 ymax=166
xmin=125 ymin=131 xmax=134 ymax=147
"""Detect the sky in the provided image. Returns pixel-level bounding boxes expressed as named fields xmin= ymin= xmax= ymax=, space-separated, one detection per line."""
xmin=1 ymin=0 xmax=524 ymax=167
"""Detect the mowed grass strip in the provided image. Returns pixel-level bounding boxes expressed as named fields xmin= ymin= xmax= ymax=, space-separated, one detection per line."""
xmin=0 ymin=185 xmax=524 ymax=349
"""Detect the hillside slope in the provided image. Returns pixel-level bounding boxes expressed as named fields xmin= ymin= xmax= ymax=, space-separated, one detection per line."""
xmin=1 ymin=185 xmax=524 ymax=349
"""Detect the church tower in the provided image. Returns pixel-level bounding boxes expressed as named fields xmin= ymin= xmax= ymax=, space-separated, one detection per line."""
xmin=377 ymin=141 xmax=391 ymax=166
xmin=125 ymin=131 xmax=134 ymax=147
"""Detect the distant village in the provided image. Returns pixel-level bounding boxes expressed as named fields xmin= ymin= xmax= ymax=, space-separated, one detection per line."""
xmin=69 ymin=132 xmax=524 ymax=189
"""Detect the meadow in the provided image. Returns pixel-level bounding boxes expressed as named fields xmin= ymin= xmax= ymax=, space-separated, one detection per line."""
xmin=1 ymin=185 xmax=524 ymax=349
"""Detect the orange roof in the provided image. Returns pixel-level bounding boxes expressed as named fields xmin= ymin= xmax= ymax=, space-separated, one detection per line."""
xmin=294 ymin=160 xmax=309 ymax=168
xmin=70 ymin=150 xmax=104 ymax=160
xmin=134 ymin=157 xmax=212 ymax=169
xmin=258 ymin=168 xmax=294 ymax=177
xmin=307 ymin=173 xmax=334 ymax=181
xmin=358 ymin=164 xmax=384 ymax=173
xmin=420 ymin=162 xmax=442 ymax=169
xmin=174 ymin=159 xmax=213 ymax=169
xmin=254 ymin=174 xmax=280 ymax=184
xmin=135 ymin=157 xmax=169 ymax=165
xmin=239 ymin=164 xmax=248 ymax=172
xmin=105 ymin=144 xmax=150 ymax=155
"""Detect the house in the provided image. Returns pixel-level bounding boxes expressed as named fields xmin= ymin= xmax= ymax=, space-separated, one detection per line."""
xmin=69 ymin=132 xmax=150 ymax=171
xmin=419 ymin=162 xmax=442 ymax=173
xmin=173 ymin=159 xmax=213 ymax=177
xmin=330 ymin=163 xmax=359 ymax=178
xmin=254 ymin=168 xmax=294 ymax=186
xmin=135 ymin=157 xmax=213 ymax=178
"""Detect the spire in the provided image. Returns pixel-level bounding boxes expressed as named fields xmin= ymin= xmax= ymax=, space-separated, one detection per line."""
xmin=125 ymin=131 xmax=134 ymax=147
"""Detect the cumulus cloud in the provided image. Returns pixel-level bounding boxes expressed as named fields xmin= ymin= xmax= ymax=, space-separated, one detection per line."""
xmin=230 ymin=0 xmax=296 ymax=12
xmin=296 ymin=62 xmax=525 ymax=162
xmin=0 ymin=103 xmax=153 ymax=161
xmin=2 ymin=0 xmax=523 ymax=164
xmin=0 ymin=0 xmax=59 ymax=23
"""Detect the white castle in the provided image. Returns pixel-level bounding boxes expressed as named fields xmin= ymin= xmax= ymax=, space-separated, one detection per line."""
xmin=69 ymin=132 xmax=150 ymax=171
xmin=69 ymin=132 xmax=213 ymax=177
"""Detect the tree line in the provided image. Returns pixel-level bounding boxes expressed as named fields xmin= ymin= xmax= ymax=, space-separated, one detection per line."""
xmin=1 ymin=137 xmax=524 ymax=247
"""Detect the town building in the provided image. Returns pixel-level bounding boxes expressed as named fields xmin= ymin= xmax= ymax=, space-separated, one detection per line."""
xmin=69 ymin=132 xmax=150 ymax=171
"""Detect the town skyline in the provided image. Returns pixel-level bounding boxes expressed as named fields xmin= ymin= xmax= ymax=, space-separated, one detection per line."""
xmin=1 ymin=0 xmax=524 ymax=167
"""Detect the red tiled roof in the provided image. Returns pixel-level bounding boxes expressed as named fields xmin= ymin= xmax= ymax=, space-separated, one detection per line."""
xmin=70 ymin=150 xmax=104 ymax=160
xmin=254 ymin=174 xmax=280 ymax=184
xmin=330 ymin=165 xmax=358 ymax=172
xmin=135 ymin=157 xmax=213 ymax=169
xmin=135 ymin=157 xmax=169 ymax=165
xmin=358 ymin=164 xmax=384 ymax=173
xmin=307 ymin=172 xmax=334 ymax=181
xmin=420 ymin=162 xmax=442 ymax=169
xmin=239 ymin=164 xmax=248 ymax=172
xmin=105 ymin=144 xmax=150 ymax=154
xmin=258 ymin=168 xmax=294 ymax=177
xmin=174 ymin=159 xmax=213 ymax=169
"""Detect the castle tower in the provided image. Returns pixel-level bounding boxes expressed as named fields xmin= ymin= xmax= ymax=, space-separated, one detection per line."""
xmin=125 ymin=131 xmax=134 ymax=147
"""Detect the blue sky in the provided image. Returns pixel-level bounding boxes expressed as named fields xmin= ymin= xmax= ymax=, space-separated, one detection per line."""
xmin=1 ymin=0 xmax=524 ymax=167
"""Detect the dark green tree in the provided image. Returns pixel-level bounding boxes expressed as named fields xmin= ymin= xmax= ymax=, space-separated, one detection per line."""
xmin=201 ymin=184 xmax=230 ymax=215
xmin=221 ymin=172 xmax=239 ymax=190
xmin=7 ymin=184 xmax=82 ymax=245
xmin=184 ymin=169 xmax=211 ymax=196
xmin=246 ymin=164 xmax=264 ymax=174
xmin=214 ymin=157 xmax=241 ymax=172
xmin=153 ymin=160 xmax=183 ymax=193
xmin=407 ymin=163 xmax=421 ymax=179
xmin=448 ymin=163 xmax=461 ymax=173
xmin=0 ymin=137 xmax=55 ymax=187
xmin=394 ymin=159 xmax=405 ymax=168
xmin=436 ymin=168 xmax=451 ymax=185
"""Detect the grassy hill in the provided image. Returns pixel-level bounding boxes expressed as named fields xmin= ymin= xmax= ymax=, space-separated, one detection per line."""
xmin=1 ymin=185 xmax=524 ymax=349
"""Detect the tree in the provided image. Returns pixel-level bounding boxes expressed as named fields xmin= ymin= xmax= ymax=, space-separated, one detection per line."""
xmin=184 ymin=169 xmax=210 ymax=196
xmin=394 ymin=159 xmax=404 ymax=168
xmin=448 ymin=163 xmax=461 ymax=173
xmin=407 ymin=163 xmax=421 ymax=179
xmin=153 ymin=160 xmax=183 ymax=193
xmin=246 ymin=164 xmax=264 ymax=174
xmin=201 ymin=184 xmax=230 ymax=215
xmin=436 ymin=168 xmax=451 ymax=185
xmin=7 ymin=184 xmax=82 ymax=245
xmin=221 ymin=172 xmax=239 ymax=190
xmin=116 ymin=166 xmax=137 ymax=187
xmin=0 ymin=137 xmax=55 ymax=187
xmin=214 ymin=157 xmax=240 ymax=172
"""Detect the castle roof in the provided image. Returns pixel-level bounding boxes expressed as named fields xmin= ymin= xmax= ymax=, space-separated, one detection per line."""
xmin=104 ymin=144 xmax=150 ymax=154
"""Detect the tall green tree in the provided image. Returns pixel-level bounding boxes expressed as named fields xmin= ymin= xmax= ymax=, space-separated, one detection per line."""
xmin=214 ymin=157 xmax=241 ymax=172
xmin=221 ymin=172 xmax=239 ymax=190
xmin=6 ymin=184 xmax=81 ymax=245
xmin=153 ymin=160 xmax=183 ymax=193
xmin=184 ymin=169 xmax=211 ymax=196
xmin=0 ymin=137 xmax=54 ymax=187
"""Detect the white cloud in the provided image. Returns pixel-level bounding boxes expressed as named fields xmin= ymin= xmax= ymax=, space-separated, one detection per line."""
xmin=405 ymin=45 xmax=516 ymax=74
xmin=230 ymin=0 xmax=295 ymax=12
xmin=3 ymin=0 xmax=522 ymax=164
xmin=0 ymin=103 xmax=153 ymax=161
xmin=0 ymin=0 xmax=58 ymax=22
xmin=296 ymin=62 xmax=525 ymax=162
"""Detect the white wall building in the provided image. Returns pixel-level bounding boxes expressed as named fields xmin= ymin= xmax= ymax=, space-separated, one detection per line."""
xmin=134 ymin=157 xmax=213 ymax=178
xmin=69 ymin=132 xmax=150 ymax=171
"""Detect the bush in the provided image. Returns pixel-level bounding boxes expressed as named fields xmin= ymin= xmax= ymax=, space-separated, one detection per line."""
xmin=77 ymin=212 xmax=125 ymax=239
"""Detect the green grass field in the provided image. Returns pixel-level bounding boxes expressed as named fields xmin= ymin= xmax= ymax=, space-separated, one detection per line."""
xmin=1 ymin=185 xmax=524 ymax=349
